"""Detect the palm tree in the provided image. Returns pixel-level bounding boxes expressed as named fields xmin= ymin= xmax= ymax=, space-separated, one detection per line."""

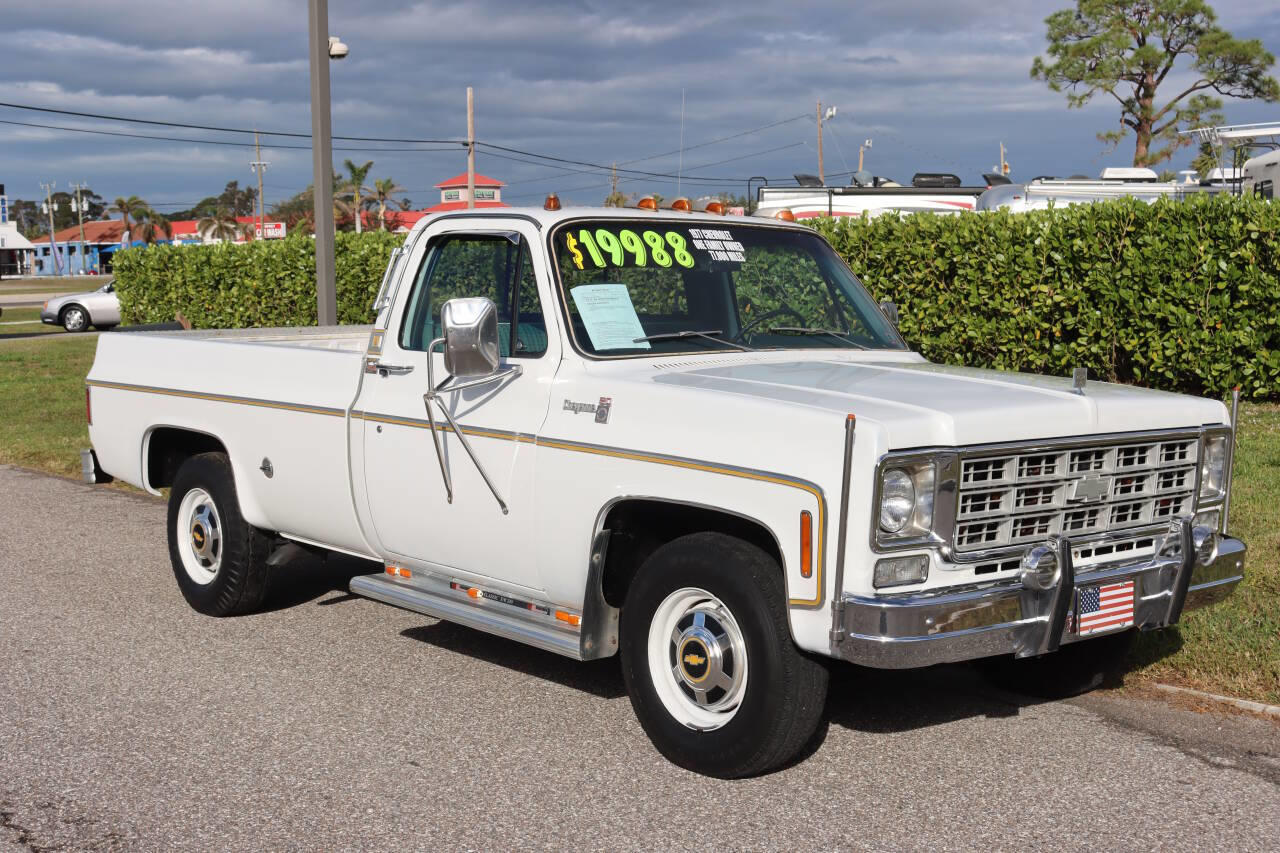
xmin=197 ymin=208 xmax=248 ymax=243
xmin=133 ymin=208 xmax=172 ymax=244
xmin=110 ymin=195 xmax=147 ymax=244
xmin=341 ymin=159 xmax=374 ymax=233
xmin=363 ymin=178 xmax=405 ymax=230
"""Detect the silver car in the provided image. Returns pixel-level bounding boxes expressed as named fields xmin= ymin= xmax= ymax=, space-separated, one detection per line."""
xmin=40 ymin=281 xmax=121 ymax=332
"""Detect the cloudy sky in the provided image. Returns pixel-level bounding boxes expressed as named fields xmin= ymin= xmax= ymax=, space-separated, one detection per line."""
xmin=4 ymin=0 xmax=1279 ymax=213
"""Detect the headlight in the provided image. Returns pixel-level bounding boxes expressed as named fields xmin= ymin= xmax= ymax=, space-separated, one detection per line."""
xmin=1199 ymin=433 xmax=1228 ymax=502
xmin=879 ymin=469 xmax=915 ymax=532
xmin=876 ymin=460 xmax=937 ymax=545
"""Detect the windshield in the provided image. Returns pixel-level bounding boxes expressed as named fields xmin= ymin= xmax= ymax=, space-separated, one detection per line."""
xmin=551 ymin=219 xmax=904 ymax=357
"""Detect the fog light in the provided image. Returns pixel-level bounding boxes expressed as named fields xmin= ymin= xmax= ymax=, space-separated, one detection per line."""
xmin=874 ymin=555 xmax=929 ymax=589
xmin=1019 ymin=544 xmax=1059 ymax=591
xmin=1191 ymin=525 xmax=1217 ymax=567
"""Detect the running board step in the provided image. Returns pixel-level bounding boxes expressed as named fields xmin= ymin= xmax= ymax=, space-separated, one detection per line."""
xmin=349 ymin=572 xmax=585 ymax=660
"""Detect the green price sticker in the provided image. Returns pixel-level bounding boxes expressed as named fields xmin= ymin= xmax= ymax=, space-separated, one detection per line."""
xmin=566 ymin=228 xmax=695 ymax=270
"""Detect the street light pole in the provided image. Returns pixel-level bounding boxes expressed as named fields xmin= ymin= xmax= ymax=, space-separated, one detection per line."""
xmin=308 ymin=0 xmax=337 ymax=326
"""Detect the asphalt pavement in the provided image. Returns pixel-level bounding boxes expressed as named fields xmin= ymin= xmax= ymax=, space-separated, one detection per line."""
xmin=1 ymin=464 xmax=1277 ymax=851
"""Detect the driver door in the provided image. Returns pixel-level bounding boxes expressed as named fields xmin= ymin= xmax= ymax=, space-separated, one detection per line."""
xmin=357 ymin=223 xmax=556 ymax=593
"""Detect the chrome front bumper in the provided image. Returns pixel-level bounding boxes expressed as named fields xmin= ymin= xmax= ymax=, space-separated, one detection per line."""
xmin=832 ymin=531 xmax=1246 ymax=669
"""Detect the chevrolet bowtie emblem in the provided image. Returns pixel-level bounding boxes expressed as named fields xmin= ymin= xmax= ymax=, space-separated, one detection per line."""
xmin=1069 ymin=474 xmax=1111 ymax=503
xmin=683 ymin=653 xmax=706 ymax=667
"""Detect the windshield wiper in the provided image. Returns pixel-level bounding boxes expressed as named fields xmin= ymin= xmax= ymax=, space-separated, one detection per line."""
xmin=768 ymin=326 xmax=869 ymax=350
xmin=633 ymin=329 xmax=756 ymax=352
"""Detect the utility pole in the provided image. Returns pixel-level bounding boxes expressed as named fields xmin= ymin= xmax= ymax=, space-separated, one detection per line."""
xmin=41 ymin=181 xmax=62 ymax=275
xmin=71 ymin=182 xmax=88 ymax=272
xmin=858 ymin=139 xmax=872 ymax=173
xmin=816 ymin=101 xmax=825 ymax=184
xmin=467 ymin=87 xmax=476 ymax=210
xmin=307 ymin=0 xmax=337 ymax=325
xmin=250 ymin=131 xmax=269 ymax=241
xmin=610 ymin=162 xmax=619 ymax=205
xmin=999 ymin=141 xmax=1010 ymax=176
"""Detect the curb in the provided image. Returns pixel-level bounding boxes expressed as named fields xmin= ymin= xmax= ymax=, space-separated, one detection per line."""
xmin=1154 ymin=683 xmax=1280 ymax=718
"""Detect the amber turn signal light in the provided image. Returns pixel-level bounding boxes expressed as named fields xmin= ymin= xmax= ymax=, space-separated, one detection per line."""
xmin=543 ymin=193 xmax=561 ymax=211
xmin=800 ymin=511 xmax=813 ymax=578
xmin=555 ymin=610 xmax=582 ymax=627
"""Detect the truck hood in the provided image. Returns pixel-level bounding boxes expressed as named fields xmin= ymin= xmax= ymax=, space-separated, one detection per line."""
xmin=649 ymin=355 xmax=1226 ymax=448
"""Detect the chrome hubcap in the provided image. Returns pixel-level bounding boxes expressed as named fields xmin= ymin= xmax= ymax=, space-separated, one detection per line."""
xmin=65 ymin=309 xmax=85 ymax=330
xmin=648 ymin=588 xmax=749 ymax=730
xmin=177 ymin=488 xmax=222 ymax=584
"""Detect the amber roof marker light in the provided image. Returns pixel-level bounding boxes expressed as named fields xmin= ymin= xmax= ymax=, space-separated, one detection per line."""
xmin=701 ymin=200 xmax=726 ymax=215
xmin=636 ymin=196 xmax=659 ymax=211
xmin=670 ymin=197 xmax=692 ymax=212
xmin=543 ymin=193 xmax=561 ymax=211
xmin=774 ymin=208 xmax=797 ymax=222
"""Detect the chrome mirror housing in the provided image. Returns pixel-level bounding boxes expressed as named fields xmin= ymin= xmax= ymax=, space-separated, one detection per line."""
xmin=441 ymin=297 xmax=501 ymax=378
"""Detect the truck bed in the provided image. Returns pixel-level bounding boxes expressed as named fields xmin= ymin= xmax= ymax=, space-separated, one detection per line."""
xmin=86 ymin=324 xmax=378 ymax=559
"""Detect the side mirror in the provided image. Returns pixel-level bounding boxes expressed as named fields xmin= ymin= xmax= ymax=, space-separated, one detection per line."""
xmin=440 ymin=296 xmax=501 ymax=378
xmin=879 ymin=300 xmax=899 ymax=327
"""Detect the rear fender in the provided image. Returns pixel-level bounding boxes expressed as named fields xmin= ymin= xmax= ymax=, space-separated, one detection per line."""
xmin=141 ymin=423 xmax=273 ymax=531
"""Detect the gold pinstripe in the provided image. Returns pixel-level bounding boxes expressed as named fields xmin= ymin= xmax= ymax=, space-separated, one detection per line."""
xmin=534 ymin=436 xmax=827 ymax=607
xmin=356 ymin=410 xmax=828 ymax=607
xmin=87 ymin=380 xmax=829 ymax=607
xmin=85 ymin=379 xmax=345 ymax=417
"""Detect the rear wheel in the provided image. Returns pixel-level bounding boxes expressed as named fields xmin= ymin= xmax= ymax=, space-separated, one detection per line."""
xmin=61 ymin=305 xmax=89 ymax=332
xmin=167 ymin=452 xmax=271 ymax=616
xmin=619 ymin=532 xmax=828 ymax=778
xmin=978 ymin=630 xmax=1135 ymax=699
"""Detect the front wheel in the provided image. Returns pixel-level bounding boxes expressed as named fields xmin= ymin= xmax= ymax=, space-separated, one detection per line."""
xmin=167 ymin=452 xmax=271 ymax=616
xmin=61 ymin=305 xmax=89 ymax=332
xmin=620 ymin=532 xmax=828 ymax=778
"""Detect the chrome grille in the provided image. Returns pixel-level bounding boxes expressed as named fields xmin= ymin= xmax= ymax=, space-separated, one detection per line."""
xmin=953 ymin=436 xmax=1198 ymax=552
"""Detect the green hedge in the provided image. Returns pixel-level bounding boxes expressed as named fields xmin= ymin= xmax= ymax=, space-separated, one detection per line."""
xmin=114 ymin=196 xmax=1280 ymax=397
xmin=812 ymin=194 xmax=1280 ymax=399
xmin=114 ymin=231 xmax=403 ymax=329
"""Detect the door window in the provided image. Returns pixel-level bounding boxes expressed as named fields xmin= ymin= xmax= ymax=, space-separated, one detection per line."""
xmin=399 ymin=233 xmax=547 ymax=357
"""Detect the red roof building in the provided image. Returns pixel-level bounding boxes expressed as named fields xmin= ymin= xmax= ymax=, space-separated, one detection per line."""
xmin=424 ymin=173 xmax=509 ymax=213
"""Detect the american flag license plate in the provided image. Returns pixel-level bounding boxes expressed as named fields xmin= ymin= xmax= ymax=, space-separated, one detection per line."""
xmin=1074 ymin=580 xmax=1136 ymax=635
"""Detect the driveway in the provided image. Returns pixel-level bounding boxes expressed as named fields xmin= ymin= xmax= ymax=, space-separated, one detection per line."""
xmin=0 ymin=465 xmax=1276 ymax=850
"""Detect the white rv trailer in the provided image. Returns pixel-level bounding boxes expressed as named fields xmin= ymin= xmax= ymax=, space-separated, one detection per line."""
xmin=1184 ymin=122 xmax=1280 ymax=199
xmin=753 ymin=173 xmax=993 ymax=220
xmin=976 ymin=168 xmax=1223 ymax=213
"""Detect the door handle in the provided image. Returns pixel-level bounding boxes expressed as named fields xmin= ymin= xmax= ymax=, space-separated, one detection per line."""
xmin=375 ymin=362 xmax=415 ymax=376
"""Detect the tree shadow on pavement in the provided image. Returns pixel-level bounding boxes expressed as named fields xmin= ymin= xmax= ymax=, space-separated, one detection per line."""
xmin=398 ymin=621 xmax=628 ymax=700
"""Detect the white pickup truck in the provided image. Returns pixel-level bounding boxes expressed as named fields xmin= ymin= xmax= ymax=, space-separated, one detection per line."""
xmin=86 ymin=204 xmax=1246 ymax=778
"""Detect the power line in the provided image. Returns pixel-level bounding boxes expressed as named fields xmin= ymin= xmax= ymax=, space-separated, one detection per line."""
xmin=0 ymin=118 xmax=464 ymax=153
xmin=0 ymin=100 xmax=465 ymax=144
xmin=502 ymin=115 xmax=813 ymax=187
xmin=505 ymin=142 xmax=809 ymax=200
xmin=617 ymin=113 xmax=810 ymax=166
xmin=475 ymin=141 xmax=746 ymax=183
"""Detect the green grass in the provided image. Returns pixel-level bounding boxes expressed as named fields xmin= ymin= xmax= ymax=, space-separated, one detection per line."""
xmin=0 ymin=282 xmax=88 ymax=296
xmin=0 ymin=336 xmax=96 ymax=476
xmin=0 ymin=306 xmax=61 ymax=336
xmin=1129 ymin=402 xmax=1280 ymax=704
xmin=0 ymin=337 xmax=1275 ymax=702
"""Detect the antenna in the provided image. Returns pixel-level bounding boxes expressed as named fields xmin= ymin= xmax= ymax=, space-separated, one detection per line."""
xmin=677 ymin=88 xmax=686 ymax=196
